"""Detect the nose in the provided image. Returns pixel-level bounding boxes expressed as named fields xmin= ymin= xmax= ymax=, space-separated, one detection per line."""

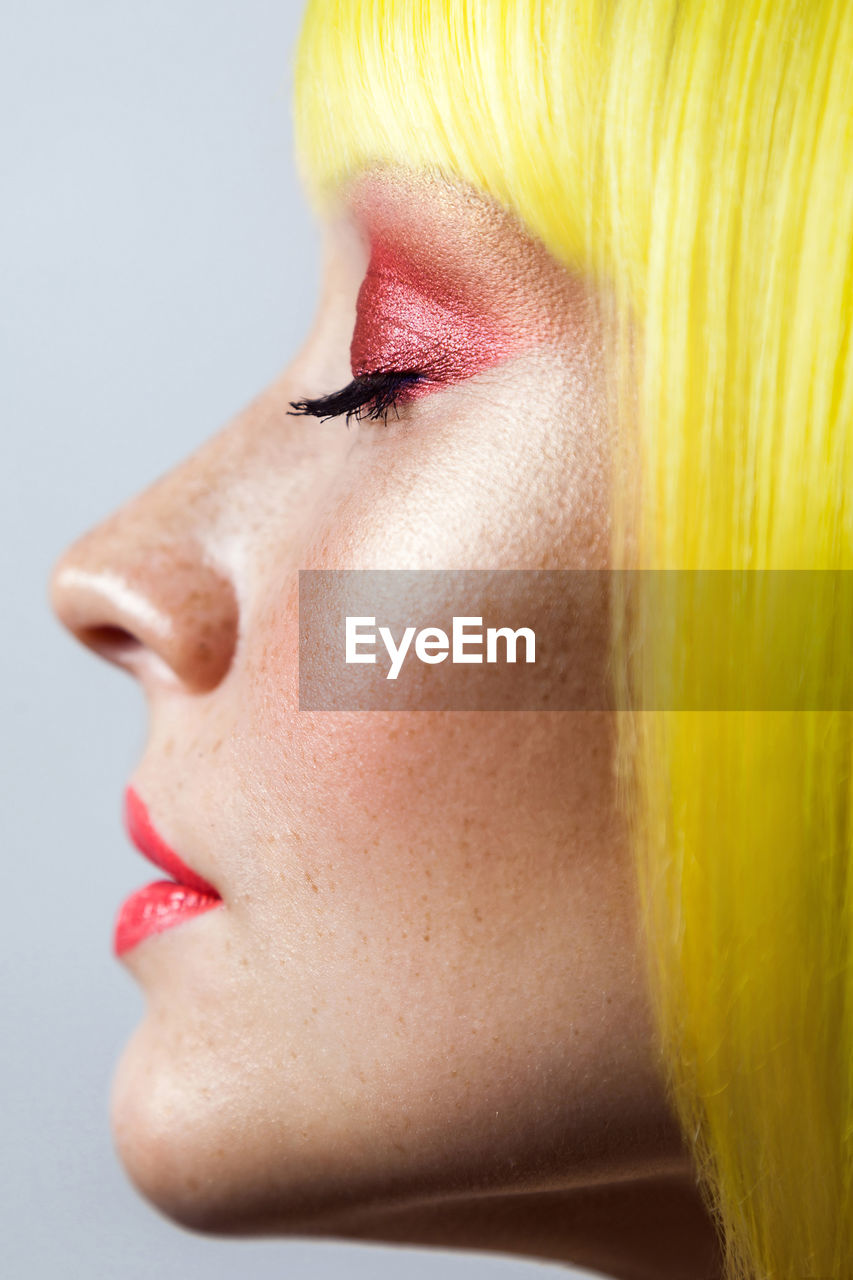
xmin=50 ymin=477 xmax=239 ymax=694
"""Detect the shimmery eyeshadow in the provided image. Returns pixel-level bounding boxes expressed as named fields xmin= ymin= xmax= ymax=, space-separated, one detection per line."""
xmin=350 ymin=237 xmax=524 ymax=399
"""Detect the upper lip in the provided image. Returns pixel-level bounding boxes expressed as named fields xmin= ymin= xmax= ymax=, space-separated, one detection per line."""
xmin=123 ymin=785 xmax=221 ymax=898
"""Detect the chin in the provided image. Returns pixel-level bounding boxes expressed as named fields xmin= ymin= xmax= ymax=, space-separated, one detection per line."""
xmin=105 ymin=928 xmax=667 ymax=1244
xmin=108 ymin=1022 xmax=330 ymax=1237
xmin=109 ymin=1026 xmax=244 ymax=1233
xmin=107 ymin=1013 xmax=444 ymax=1241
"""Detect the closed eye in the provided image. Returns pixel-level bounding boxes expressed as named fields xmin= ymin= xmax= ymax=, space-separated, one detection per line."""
xmin=288 ymin=369 xmax=425 ymax=426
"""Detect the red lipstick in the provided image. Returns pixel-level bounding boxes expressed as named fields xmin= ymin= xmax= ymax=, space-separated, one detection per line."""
xmin=113 ymin=787 xmax=222 ymax=957
xmin=350 ymin=237 xmax=522 ymax=398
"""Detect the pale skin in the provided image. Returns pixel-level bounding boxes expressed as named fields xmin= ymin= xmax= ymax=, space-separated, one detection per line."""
xmin=50 ymin=172 xmax=724 ymax=1280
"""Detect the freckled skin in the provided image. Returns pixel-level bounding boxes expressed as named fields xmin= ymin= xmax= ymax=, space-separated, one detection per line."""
xmin=50 ymin=173 xmax=722 ymax=1280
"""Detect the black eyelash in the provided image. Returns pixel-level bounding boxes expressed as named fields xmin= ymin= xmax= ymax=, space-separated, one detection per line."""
xmin=288 ymin=370 xmax=424 ymax=426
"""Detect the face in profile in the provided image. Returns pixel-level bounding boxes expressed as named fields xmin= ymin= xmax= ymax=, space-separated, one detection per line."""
xmin=50 ymin=167 xmax=718 ymax=1275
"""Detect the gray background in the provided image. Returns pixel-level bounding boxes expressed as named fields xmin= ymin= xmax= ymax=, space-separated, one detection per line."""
xmin=2 ymin=2 xmax=592 ymax=1277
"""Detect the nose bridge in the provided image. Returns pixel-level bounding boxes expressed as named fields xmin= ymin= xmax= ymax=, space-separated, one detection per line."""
xmin=50 ymin=442 xmax=241 ymax=694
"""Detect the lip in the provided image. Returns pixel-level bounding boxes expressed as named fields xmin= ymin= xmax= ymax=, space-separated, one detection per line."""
xmin=113 ymin=786 xmax=223 ymax=957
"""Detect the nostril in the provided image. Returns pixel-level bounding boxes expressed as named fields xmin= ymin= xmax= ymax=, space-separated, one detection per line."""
xmin=81 ymin=624 xmax=143 ymax=664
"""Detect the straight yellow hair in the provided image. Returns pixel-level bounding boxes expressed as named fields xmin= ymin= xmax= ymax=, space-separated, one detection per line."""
xmin=294 ymin=3 xmax=853 ymax=1277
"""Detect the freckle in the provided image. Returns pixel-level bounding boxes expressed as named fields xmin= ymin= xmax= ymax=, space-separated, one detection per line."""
xmin=311 ymin=1006 xmax=317 ymax=1014
xmin=305 ymin=872 xmax=319 ymax=893
xmin=423 ymin=933 xmax=430 ymax=942
xmin=291 ymin=1050 xmax=298 ymax=1059
xmin=210 ymin=738 xmax=223 ymax=754
xmin=214 ymin=1148 xmax=225 ymax=1159
xmin=473 ymin=907 xmax=482 ymax=922
xmin=163 ymin=738 xmax=174 ymax=757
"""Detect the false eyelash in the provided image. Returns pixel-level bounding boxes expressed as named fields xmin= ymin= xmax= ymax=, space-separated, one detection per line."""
xmin=287 ymin=370 xmax=424 ymax=426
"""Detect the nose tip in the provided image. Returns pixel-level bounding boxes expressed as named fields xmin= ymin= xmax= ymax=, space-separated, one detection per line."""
xmin=50 ymin=525 xmax=239 ymax=694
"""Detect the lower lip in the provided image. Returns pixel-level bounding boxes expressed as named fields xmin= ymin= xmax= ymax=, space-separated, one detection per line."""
xmin=113 ymin=880 xmax=223 ymax=957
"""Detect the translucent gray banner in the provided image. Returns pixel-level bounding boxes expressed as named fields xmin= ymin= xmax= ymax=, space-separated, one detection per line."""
xmin=298 ymin=570 xmax=853 ymax=711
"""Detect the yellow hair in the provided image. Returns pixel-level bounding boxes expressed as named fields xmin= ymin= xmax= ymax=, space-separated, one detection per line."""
xmin=294 ymin=3 xmax=853 ymax=1277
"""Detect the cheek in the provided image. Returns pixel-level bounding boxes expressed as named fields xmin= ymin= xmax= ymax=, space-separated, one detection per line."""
xmin=232 ymin=662 xmax=638 ymax=1117
xmin=242 ymin=586 xmax=627 ymax=960
xmin=292 ymin=358 xmax=611 ymax=574
xmin=238 ymin=506 xmax=623 ymax=943
xmin=227 ymin=649 xmax=649 ymax=1162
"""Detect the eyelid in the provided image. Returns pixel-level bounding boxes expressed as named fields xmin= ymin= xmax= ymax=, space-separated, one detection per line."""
xmin=350 ymin=238 xmax=521 ymax=392
xmin=288 ymin=237 xmax=526 ymax=429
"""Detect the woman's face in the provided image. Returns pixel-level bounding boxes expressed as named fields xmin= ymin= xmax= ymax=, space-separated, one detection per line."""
xmin=50 ymin=173 xmax=688 ymax=1243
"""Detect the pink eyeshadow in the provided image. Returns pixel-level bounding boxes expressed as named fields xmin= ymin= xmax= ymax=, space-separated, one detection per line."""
xmin=350 ymin=238 xmax=524 ymax=398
